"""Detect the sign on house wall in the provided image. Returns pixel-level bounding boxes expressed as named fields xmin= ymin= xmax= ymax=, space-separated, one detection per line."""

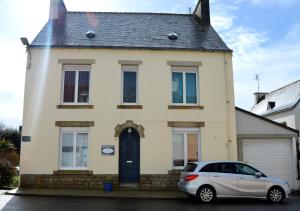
xmin=101 ymin=145 xmax=115 ymax=156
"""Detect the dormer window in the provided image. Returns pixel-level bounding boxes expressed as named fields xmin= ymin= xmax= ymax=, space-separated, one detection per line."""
xmin=267 ymin=101 xmax=276 ymax=110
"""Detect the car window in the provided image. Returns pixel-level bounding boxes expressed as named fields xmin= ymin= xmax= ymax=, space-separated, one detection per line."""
xmin=220 ymin=163 xmax=236 ymax=174
xmin=200 ymin=163 xmax=220 ymax=172
xmin=183 ymin=163 xmax=198 ymax=172
xmin=200 ymin=163 xmax=236 ymax=174
xmin=235 ymin=163 xmax=259 ymax=176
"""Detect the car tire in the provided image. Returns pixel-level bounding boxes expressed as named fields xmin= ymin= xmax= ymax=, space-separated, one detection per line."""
xmin=197 ymin=186 xmax=216 ymax=203
xmin=267 ymin=187 xmax=285 ymax=203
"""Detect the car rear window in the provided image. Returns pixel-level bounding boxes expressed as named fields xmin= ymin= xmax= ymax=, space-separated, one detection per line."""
xmin=183 ymin=163 xmax=197 ymax=172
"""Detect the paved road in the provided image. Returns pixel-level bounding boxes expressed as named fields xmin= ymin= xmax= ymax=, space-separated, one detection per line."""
xmin=1 ymin=195 xmax=300 ymax=211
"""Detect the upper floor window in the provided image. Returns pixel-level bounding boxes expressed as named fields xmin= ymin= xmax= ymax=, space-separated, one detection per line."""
xmin=172 ymin=67 xmax=198 ymax=105
xmin=62 ymin=65 xmax=90 ymax=104
xmin=122 ymin=65 xmax=138 ymax=104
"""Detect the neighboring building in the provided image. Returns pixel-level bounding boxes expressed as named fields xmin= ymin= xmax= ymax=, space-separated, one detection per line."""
xmin=251 ymin=80 xmax=300 ymax=130
xmin=236 ymin=107 xmax=299 ymax=189
xmin=20 ymin=0 xmax=237 ymax=189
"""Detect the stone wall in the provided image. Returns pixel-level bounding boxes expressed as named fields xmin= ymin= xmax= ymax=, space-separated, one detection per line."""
xmin=20 ymin=170 xmax=181 ymax=190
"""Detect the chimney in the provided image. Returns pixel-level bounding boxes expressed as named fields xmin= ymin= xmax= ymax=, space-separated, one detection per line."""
xmin=49 ymin=0 xmax=67 ymax=20
xmin=193 ymin=0 xmax=210 ymax=25
xmin=254 ymin=92 xmax=268 ymax=105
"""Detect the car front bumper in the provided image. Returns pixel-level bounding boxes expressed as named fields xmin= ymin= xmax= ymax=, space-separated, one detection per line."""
xmin=283 ymin=184 xmax=292 ymax=199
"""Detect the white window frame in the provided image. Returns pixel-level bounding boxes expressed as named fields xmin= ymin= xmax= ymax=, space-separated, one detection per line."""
xmin=61 ymin=69 xmax=91 ymax=105
xmin=172 ymin=128 xmax=201 ymax=169
xmin=121 ymin=68 xmax=139 ymax=105
xmin=59 ymin=127 xmax=89 ymax=170
xmin=171 ymin=70 xmax=199 ymax=105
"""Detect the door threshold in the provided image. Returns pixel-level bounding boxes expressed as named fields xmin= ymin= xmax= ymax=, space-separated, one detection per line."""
xmin=119 ymin=183 xmax=140 ymax=189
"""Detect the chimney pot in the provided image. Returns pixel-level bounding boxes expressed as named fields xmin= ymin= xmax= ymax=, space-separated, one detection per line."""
xmin=254 ymin=92 xmax=268 ymax=105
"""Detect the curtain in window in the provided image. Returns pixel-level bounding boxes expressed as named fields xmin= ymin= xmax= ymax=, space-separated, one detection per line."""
xmin=187 ymin=133 xmax=198 ymax=162
xmin=123 ymin=71 xmax=137 ymax=103
xmin=186 ymin=73 xmax=197 ymax=104
xmin=61 ymin=133 xmax=74 ymax=167
xmin=76 ymin=133 xmax=88 ymax=167
xmin=172 ymin=72 xmax=183 ymax=103
xmin=63 ymin=71 xmax=76 ymax=102
xmin=173 ymin=133 xmax=184 ymax=167
xmin=78 ymin=71 xmax=90 ymax=103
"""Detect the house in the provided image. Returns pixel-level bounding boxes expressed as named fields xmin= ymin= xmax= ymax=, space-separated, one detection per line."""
xmin=251 ymin=80 xmax=300 ymax=130
xmin=235 ymin=107 xmax=299 ymax=189
xmin=20 ymin=0 xmax=237 ymax=189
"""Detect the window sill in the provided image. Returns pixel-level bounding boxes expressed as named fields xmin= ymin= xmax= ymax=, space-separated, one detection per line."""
xmin=168 ymin=105 xmax=204 ymax=110
xmin=53 ymin=170 xmax=93 ymax=175
xmin=117 ymin=105 xmax=143 ymax=109
xmin=57 ymin=105 xmax=94 ymax=109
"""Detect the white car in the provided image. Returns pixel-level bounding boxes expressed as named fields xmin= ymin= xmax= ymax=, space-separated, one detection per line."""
xmin=178 ymin=161 xmax=291 ymax=203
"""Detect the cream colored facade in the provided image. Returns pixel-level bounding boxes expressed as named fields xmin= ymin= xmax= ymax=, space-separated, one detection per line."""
xmin=20 ymin=48 xmax=237 ymax=175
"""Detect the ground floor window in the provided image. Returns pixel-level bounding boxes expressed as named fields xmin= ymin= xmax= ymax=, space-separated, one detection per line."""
xmin=59 ymin=128 xmax=89 ymax=170
xmin=172 ymin=128 xmax=200 ymax=168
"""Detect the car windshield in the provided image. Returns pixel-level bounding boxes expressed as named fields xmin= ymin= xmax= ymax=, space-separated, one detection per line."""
xmin=183 ymin=163 xmax=197 ymax=172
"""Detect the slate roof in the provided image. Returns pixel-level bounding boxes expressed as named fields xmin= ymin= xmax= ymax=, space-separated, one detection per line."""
xmin=30 ymin=12 xmax=231 ymax=52
xmin=251 ymin=80 xmax=300 ymax=116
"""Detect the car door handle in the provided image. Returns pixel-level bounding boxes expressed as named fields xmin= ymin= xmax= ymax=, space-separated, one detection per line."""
xmin=212 ymin=175 xmax=220 ymax=178
xmin=126 ymin=160 xmax=133 ymax=163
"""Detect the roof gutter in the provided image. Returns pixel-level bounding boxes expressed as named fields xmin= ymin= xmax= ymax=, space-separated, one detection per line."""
xmin=27 ymin=45 xmax=233 ymax=52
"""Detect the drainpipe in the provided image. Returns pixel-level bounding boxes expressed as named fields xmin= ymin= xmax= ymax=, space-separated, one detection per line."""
xmin=297 ymin=136 xmax=300 ymax=179
xmin=224 ymin=52 xmax=232 ymax=160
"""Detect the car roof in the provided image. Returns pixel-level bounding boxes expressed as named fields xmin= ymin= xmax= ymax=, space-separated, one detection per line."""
xmin=189 ymin=160 xmax=248 ymax=166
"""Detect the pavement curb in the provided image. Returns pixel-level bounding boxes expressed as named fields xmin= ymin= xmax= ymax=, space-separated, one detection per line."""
xmin=6 ymin=189 xmax=187 ymax=200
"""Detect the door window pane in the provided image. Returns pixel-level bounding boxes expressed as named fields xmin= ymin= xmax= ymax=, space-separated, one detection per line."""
xmin=221 ymin=163 xmax=236 ymax=174
xmin=61 ymin=133 xmax=74 ymax=167
xmin=76 ymin=133 xmax=88 ymax=167
xmin=186 ymin=73 xmax=197 ymax=104
xmin=77 ymin=71 xmax=90 ymax=103
xmin=123 ymin=71 xmax=137 ymax=103
xmin=173 ymin=133 xmax=184 ymax=167
xmin=63 ymin=71 xmax=76 ymax=102
xmin=187 ymin=133 xmax=198 ymax=162
xmin=172 ymin=72 xmax=183 ymax=103
xmin=200 ymin=163 xmax=221 ymax=172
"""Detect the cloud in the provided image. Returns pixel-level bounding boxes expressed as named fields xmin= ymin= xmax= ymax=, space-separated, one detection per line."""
xmin=248 ymin=0 xmax=300 ymax=7
xmin=211 ymin=0 xmax=300 ymax=110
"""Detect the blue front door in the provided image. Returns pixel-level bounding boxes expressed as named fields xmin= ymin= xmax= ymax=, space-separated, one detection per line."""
xmin=119 ymin=129 xmax=140 ymax=183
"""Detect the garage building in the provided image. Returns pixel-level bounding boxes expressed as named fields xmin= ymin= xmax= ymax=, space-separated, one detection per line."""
xmin=236 ymin=107 xmax=300 ymax=189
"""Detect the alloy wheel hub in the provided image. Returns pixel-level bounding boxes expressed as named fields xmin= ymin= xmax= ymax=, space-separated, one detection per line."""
xmin=270 ymin=189 xmax=282 ymax=202
xmin=200 ymin=188 xmax=213 ymax=202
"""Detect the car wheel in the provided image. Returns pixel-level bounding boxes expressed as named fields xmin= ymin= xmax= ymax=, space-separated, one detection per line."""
xmin=197 ymin=186 xmax=215 ymax=203
xmin=268 ymin=187 xmax=284 ymax=203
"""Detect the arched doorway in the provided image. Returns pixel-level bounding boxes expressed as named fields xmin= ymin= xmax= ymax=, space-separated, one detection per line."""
xmin=119 ymin=128 xmax=140 ymax=184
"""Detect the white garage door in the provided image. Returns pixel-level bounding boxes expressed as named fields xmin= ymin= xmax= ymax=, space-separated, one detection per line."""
xmin=242 ymin=138 xmax=295 ymax=188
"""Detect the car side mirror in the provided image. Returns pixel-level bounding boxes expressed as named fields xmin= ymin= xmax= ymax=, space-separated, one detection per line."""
xmin=255 ymin=172 xmax=262 ymax=178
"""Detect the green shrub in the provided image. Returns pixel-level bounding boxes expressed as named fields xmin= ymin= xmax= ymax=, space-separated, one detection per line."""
xmin=0 ymin=162 xmax=16 ymax=186
xmin=0 ymin=140 xmax=18 ymax=187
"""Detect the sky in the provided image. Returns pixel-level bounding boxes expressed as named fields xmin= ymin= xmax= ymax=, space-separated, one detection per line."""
xmin=0 ymin=0 xmax=300 ymax=128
